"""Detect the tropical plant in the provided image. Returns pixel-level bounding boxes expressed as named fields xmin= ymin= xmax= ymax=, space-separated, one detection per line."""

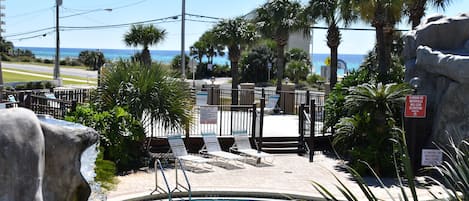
xmin=212 ymin=17 xmax=258 ymax=105
xmin=255 ymin=0 xmax=312 ymax=92
xmin=171 ymin=54 xmax=190 ymax=77
xmin=306 ymin=0 xmax=356 ymax=90
xmin=430 ymin=136 xmax=469 ymax=200
xmin=99 ymin=61 xmax=192 ymax=132
xmin=66 ymin=105 xmax=145 ymax=172
xmin=314 ymin=128 xmax=420 ymax=200
xmin=285 ymin=60 xmax=309 ymax=83
xmin=124 ymin=24 xmax=166 ymax=67
xmin=405 ymin=0 xmax=453 ymax=29
xmin=240 ymin=45 xmax=274 ymax=83
xmin=334 ymin=82 xmax=412 ymax=176
xmin=344 ymin=0 xmax=405 ymax=82
xmin=78 ymin=50 xmax=105 ymax=70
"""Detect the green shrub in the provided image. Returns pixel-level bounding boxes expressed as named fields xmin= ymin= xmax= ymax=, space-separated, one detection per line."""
xmin=66 ymin=105 xmax=145 ymax=172
xmin=43 ymin=59 xmax=53 ymax=64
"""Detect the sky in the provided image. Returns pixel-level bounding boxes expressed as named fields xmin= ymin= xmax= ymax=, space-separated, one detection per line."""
xmin=3 ymin=0 xmax=468 ymax=55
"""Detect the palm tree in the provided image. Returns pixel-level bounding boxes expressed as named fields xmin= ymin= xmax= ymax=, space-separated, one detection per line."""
xmin=344 ymin=0 xmax=405 ymax=83
xmin=212 ymin=17 xmax=258 ymax=105
xmin=306 ymin=0 xmax=355 ymax=90
xmin=124 ymin=24 xmax=166 ymax=67
xmin=199 ymin=31 xmax=225 ymax=64
xmin=99 ymin=61 xmax=192 ymax=132
xmin=405 ymin=0 xmax=453 ymax=29
xmin=255 ymin=0 xmax=311 ymax=92
xmin=189 ymin=41 xmax=207 ymax=65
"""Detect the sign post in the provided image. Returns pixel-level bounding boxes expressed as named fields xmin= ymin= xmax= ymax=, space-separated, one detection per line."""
xmin=405 ymin=94 xmax=427 ymax=171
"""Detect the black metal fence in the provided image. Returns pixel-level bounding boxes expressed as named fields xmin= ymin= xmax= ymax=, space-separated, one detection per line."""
xmin=202 ymin=86 xmax=325 ymax=115
xmin=144 ymin=104 xmax=258 ymax=138
xmin=1 ymin=88 xmax=90 ymax=119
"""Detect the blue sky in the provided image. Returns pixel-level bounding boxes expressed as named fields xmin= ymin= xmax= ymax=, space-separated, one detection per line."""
xmin=3 ymin=0 xmax=467 ymax=54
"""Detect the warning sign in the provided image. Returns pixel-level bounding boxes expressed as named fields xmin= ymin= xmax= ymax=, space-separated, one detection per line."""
xmin=405 ymin=95 xmax=427 ymax=118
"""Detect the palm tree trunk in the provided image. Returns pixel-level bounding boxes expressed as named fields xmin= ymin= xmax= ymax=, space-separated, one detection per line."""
xmin=142 ymin=48 xmax=151 ymax=67
xmin=275 ymin=44 xmax=286 ymax=93
xmin=330 ymin=46 xmax=338 ymax=89
xmin=410 ymin=0 xmax=426 ymax=29
xmin=375 ymin=24 xmax=387 ymax=82
xmin=231 ymin=60 xmax=239 ymax=105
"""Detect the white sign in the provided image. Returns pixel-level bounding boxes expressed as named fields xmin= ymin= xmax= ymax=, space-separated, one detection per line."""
xmin=200 ymin=106 xmax=217 ymax=124
xmin=196 ymin=91 xmax=208 ymax=106
xmin=421 ymin=149 xmax=443 ymax=166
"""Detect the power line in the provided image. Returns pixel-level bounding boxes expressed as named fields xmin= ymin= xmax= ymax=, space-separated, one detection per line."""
xmin=4 ymin=27 xmax=55 ymax=37
xmin=6 ymin=6 xmax=54 ymax=18
xmin=186 ymin=13 xmax=222 ymax=20
xmin=60 ymin=0 xmax=149 ymax=19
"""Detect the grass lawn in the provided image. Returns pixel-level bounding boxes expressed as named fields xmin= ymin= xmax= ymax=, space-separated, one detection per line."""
xmin=3 ymin=68 xmax=97 ymax=82
xmin=2 ymin=71 xmax=96 ymax=86
xmin=4 ymin=61 xmax=90 ymax=71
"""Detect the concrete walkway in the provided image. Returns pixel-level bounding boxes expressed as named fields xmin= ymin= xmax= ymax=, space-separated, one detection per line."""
xmin=106 ymin=153 xmax=446 ymax=201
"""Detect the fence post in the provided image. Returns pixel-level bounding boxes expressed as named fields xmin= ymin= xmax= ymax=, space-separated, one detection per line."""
xmin=298 ymin=103 xmax=305 ymax=156
xmin=261 ymin=88 xmax=265 ymax=99
xmin=306 ymin=90 xmax=310 ymax=106
xmin=309 ymin=99 xmax=316 ymax=162
xmin=251 ymin=103 xmax=257 ymax=138
xmin=257 ymin=98 xmax=265 ymax=153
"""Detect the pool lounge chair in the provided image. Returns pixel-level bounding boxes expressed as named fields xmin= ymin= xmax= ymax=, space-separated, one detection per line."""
xmin=200 ymin=132 xmax=245 ymax=166
xmin=167 ymin=135 xmax=212 ymax=169
xmin=230 ymin=130 xmax=274 ymax=165
xmin=258 ymin=94 xmax=281 ymax=115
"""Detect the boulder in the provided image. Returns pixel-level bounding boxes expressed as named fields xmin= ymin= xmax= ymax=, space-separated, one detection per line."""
xmin=0 ymin=108 xmax=98 ymax=201
xmin=404 ymin=13 xmax=469 ymax=147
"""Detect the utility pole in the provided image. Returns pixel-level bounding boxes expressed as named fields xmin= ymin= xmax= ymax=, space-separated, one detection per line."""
xmin=180 ymin=0 xmax=186 ymax=79
xmin=54 ymin=0 xmax=62 ymax=86
xmin=0 ymin=0 xmax=5 ymax=102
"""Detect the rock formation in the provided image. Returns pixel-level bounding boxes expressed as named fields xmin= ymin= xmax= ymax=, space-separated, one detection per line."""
xmin=0 ymin=108 xmax=98 ymax=201
xmin=404 ymin=13 xmax=469 ymax=147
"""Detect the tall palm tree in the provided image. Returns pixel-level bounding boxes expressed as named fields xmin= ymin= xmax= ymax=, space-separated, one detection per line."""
xmin=405 ymin=0 xmax=453 ymax=29
xmin=255 ymin=0 xmax=311 ymax=92
xmin=344 ymin=0 xmax=404 ymax=83
xmin=212 ymin=17 xmax=258 ymax=105
xmin=199 ymin=31 xmax=225 ymax=64
xmin=189 ymin=41 xmax=207 ymax=65
xmin=124 ymin=24 xmax=166 ymax=67
xmin=306 ymin=0 xmax=355 ymax=90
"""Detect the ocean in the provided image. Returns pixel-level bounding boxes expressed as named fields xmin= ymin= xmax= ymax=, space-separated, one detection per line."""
xmin=20 ymin=46 xmax=366 ymax=75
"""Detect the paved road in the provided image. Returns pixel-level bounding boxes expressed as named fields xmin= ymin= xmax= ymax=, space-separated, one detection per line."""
xmin=3 ymin=62 xmax=97 ymax=79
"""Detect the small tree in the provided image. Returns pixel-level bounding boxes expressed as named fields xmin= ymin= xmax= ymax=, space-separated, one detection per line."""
xmin=212 ymin=17 xmax=258 ymax=105
xmin=124 ymin=24 xmax=166 ymax=67
xmin=78 ymin=50 xmax=105 ymax=70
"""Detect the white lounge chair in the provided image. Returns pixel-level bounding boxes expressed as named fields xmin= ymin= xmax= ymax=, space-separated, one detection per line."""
xmin=258 ymin=94 xmax=281 ymax=115
xmin=230 ymin=130 xmax=274 ymax=165
xmin=167 ymin=135 xmax=212 ymax=169
xmin=200 ymin=132 xmax=245 ymax=166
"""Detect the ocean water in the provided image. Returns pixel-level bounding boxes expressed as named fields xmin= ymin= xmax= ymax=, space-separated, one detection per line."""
xmin=20 ymin=46 xmax=366 ymax=75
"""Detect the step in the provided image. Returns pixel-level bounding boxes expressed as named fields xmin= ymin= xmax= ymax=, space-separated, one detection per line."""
xmin=261 ymin=141 xmax=299 ymax=148
xmin=260 ymin=147 xmax=299 ymax=154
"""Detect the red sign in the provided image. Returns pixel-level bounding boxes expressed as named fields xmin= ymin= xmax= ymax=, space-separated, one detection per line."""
xmin=405 ymin=95 xmax=427 ymax=118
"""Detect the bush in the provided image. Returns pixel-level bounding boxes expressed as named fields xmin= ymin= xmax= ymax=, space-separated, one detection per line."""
xmin=66 ymin=105 xmax=145 ymax=173
xmin=239 ymin=45 xmax=273 ymax=83
xmin=43 ymin=59 xmax=53 ymax=64
xmin=171 ymin=54 xmax=190 ymax=77
xmin=78 ymin=50 xmax=105 ymax=70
